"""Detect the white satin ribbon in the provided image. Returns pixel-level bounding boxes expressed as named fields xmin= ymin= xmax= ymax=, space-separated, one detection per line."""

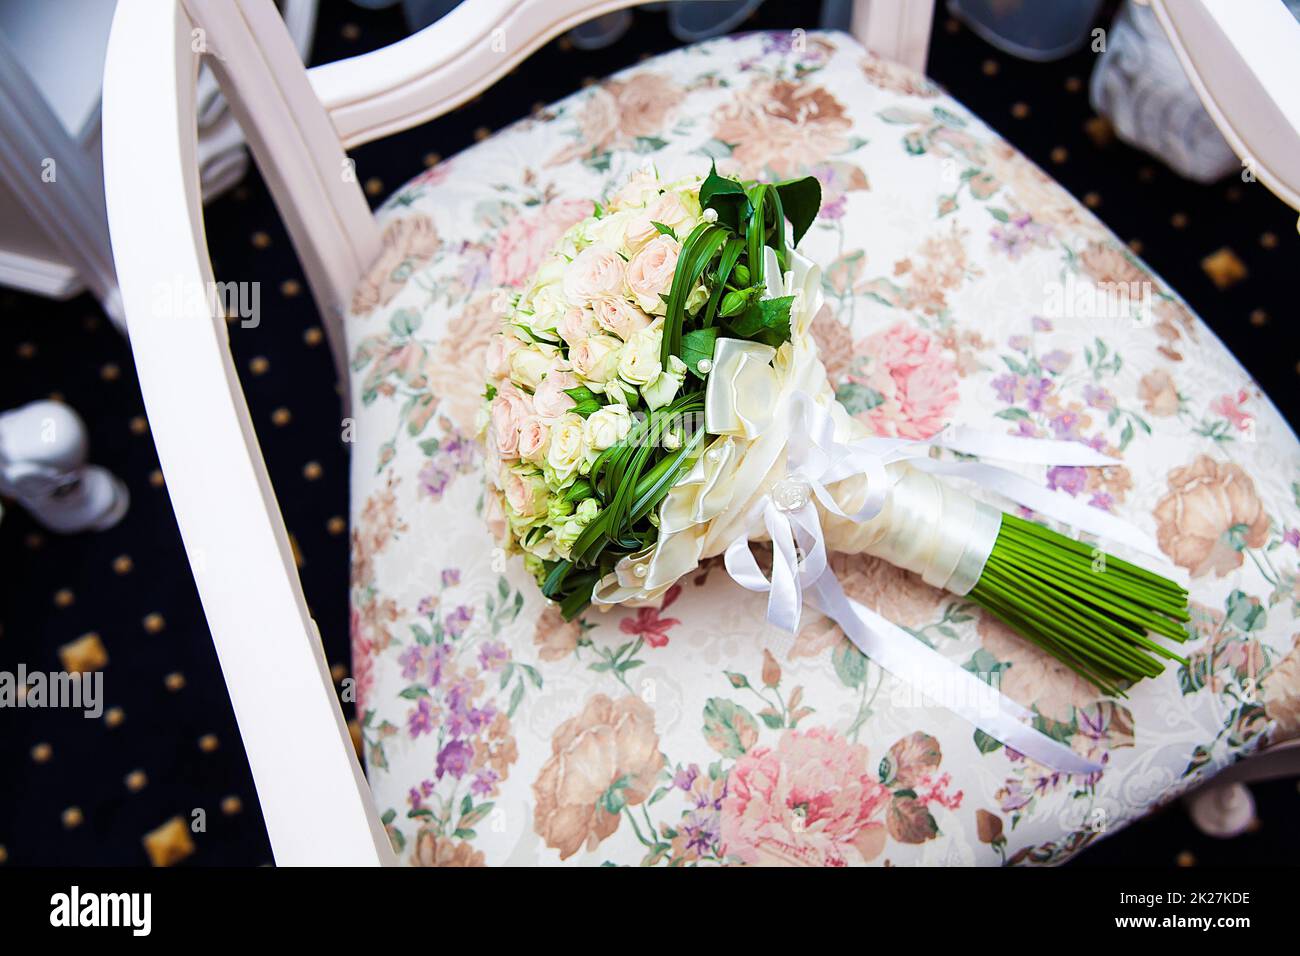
xmin=724 ymin=391 xmax=1129 ymax=774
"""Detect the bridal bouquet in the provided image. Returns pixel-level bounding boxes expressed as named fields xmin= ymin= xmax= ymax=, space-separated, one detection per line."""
xmin=482 ymin=165 xmax=1189 ymax=756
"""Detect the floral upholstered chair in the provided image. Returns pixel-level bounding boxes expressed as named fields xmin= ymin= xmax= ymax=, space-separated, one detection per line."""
xmin=343 ymin=31 xmax=1300 ymax=867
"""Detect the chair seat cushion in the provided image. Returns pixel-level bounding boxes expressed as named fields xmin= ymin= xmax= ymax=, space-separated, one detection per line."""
xmin=344 ymin=30 xmax=1300 ymax=866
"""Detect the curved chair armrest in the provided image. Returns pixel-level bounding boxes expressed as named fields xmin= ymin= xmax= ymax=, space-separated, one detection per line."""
xmin=1153 ymin=0 xmax=1300 ymax=214
xmin=103 ymin=0 xmax=394 ymax=866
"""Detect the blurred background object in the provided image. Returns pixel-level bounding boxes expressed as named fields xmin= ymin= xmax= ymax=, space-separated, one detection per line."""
xmin=0 ymin=0 xmax=317 ymax=326
xmin=948 ymin=0 xmax=1105 ymax=61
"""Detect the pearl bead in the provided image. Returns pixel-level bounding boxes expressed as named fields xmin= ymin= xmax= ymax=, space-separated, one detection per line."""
xmin=696 ymin=358 xmax=713 ymax=374
xmin=705 ymin=448 xmax=722 ymax=464
xmin=633 ymin=563 xmax=648 ymax=578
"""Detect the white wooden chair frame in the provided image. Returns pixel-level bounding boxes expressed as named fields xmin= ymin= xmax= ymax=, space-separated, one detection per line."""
xmin=102 ymin=0 xmax=1299 ymax=866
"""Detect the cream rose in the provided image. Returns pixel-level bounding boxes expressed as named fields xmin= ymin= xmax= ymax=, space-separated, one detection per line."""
xmin=533 ymin=369 xmax=578 ymax=419
xmin=624 ymin=191 xmax=697 ymax=251
xmin=625 ymin=234 xmax=680 ymax=314
xmin=583 ymin=403 xmax=633 ymax=452
xmin=508 ymin=345 xmax=555 ymax=391
xmin=617 ymin=325 xmax=663 ymax=386
xmin=642 ymin=354 xmax=687 ymax=410
xmin=556 ymin=306 xmax=600 ymax=348
xmin=592 ymin=296 xmax=651 ymax=341
xmin=484 ymin=332 xmax=521 ymax=382
xmin=563 ymin=244 xmax=626 ymax=304
xmin=490 ymin=386 xmax=532 ymax=459
xmin=503 ymin=467 xmax=548 ymax=518
xmin=517 ymin=416 xmax=551 ymax=463
xmin=570 ymin=334 xmax=622 ymax=384
xmin=547 ymin=413 xmax=587 ymax=481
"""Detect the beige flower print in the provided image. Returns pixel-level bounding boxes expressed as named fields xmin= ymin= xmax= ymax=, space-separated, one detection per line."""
xmin=712 ymin=79 xmax=852 ymax=178
xmin=532 ymin=694 xmax=664 ymax=860
xmin=978 ymin=613 xmax=1098 ymax=723
xmin=1263 ymin=636 xmax=1300 ymax=741
xmin=533 ymin=605 xmax=581 ymax=662
xmin=548 ymin=72 xmax=684 ymax=165
xmin=425 ymin=293 xmax=501 ymax=435
xmin=1153 ymin=455 xmax=1270 ymax=578
xmin=351 ymin=216 xmax=440 ymax=316
xmin=1138 ymin=369 xmax=1180 ymax=416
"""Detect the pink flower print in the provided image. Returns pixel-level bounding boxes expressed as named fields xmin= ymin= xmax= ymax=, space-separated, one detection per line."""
xmin=619 ymin=585 xmax=682 ymax=648
xmin=853 ymin=323 xmax=959 ymax=440
xmin=1210 ymin=389 xmax=1254 ymax=434
xmin=489 ymin=199 xmax=593 ymax=287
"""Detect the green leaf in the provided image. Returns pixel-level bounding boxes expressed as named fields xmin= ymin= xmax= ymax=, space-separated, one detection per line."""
xmin=699 ymin=162 xmax=750 ymax=232
xmin=835 ymin=381 xmax=885 ymax=415
xmin=650 ymin=221 xmax=677 ymax=239
xmin=564 ymin=384 xmax=603 ymax=417
xmin=702 ymin=697 xmax=760 ymax=758
xmin=833 ymin=641 xmax=869 ymax=689
xmin=398 ymin=685 xmax=430 ymax=700
xmin=679 ymin=327 xmax=718 ymax=380
xmin=973 ymin=729 xmax=1003 ymax=754
xmin=725 ymin=295 xmax=793 ymax=348
xmin=389 ymin=308 xmax=421 ymax=336
xmin=774 ymin=175 xmax=822 ymax=247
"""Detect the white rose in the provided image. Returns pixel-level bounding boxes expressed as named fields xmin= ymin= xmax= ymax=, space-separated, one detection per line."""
xmin=618 ymin=325 xmax=663 ymax=386
xmin=547 ymin=413 xmax=587 ymax=481
xmin=508 ymin=345 xmax=556 ymax=391
xmin=583 ymin=404 xmax=633 ymax=452
xmin=624 ymin=191 xmax=698 ymax=251
xmin=609 ymin=167 xmax=661 ymax=210
xmin=642 ymin=354 xmax=687 ymax=410
xmin=563 ymin=244 xmax=626 ymax=304
xmin=625 ymin=234 xmax=680 ymax=314
xmin=569 ymin=334 xmax=622 ymax=384
xmin=592 ymin=297 xmax=651 ymax=341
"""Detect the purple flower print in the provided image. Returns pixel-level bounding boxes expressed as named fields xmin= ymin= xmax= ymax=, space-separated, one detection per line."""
xmin=471 ymin=769 xmax=499 ymax=797
xmin=427 ymin=643 xmax=451 ymax=688
xmin=436 ymin=739 xmax=474 ymax=780
xmin=1007 ymin=335 xmax=1030 ymax=352
xmin=820 ymin=195 xmax=847 ymax=220
xmin=991 ymin=373 xmax=1020 ymax=404
xmin=441 ymin=568 xmax=461 ymax=588
xmin=417 ymin=595 xmax=438 ymax=616
xmin=674 ymin=764 xmax=700 ymax=792
xmin=1049 ymin=409 xmax=1083 ymax=439
xmin=398 ymin=645 xmax=424 ymax=682
xmin=1024 ymin=377 xmax=1053 ymax=412
xmin=440 ymin=432 xmax=478 ymax=475
xmin=445 ymin=604 xmax=474 ymax=638
xmin=1083 ymin=384 xmax=1115 ymax=411
xmin=680 ymin=809 xmax=721 ymax=855
xmin=1089 ymin=492 xmax=1115 ymax=512
xmin=407 ymin=696 xmax=435 ymax=739
xmin=417 ymin=460 xmax=451 ymax=501
xmin=477 ymin=641 xmax=508 ymax=673
xmin=1285 ymin=528 xmax=1300 ymax=547
xmin=1032 ymin=316 xmax=1053 ymax=333
xmin=1047 ymin=465 xmax=1088 ymax=496
xmin=1040 ymin=350 xmax=1071 ymax=374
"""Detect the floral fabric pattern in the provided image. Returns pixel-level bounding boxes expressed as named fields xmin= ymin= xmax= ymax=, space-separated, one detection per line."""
xmin=345 ymin=31 xmax=1300 ymax=866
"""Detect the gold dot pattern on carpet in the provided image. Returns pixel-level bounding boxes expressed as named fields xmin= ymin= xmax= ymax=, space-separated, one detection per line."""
xmin=0 ymin=845 xmax=7 ymax=864
xmin=1171 ymin=212 xmax=1189 ymax=229
xmin=945 ymin=17 xmax=960 ymax=33
xmin=303 ymin=326 xmax=323 ymax=346
xmin=1251 ymin=309 xmax=1269 ymax=327
xmin=1137 ymin=165 xmax=1156 ymax=183
xmin=422 ymin=152 xmax=441 ymax=168
xmin=221 ymin=796 xmax=243 ymax=816
xmin=142 ymin=612 xmax=166 ymax=635
xmin=31 ymin=742 xmax=52 ymax=764
xmin=473 ymin=126 xmax=492 ymax=142
xmin=1064 ymin=75 xmax=1082 ymax=93
xmin=251 ymin=231 xmax=271 ymax=249
xmin=271 ymin=407 xmax=292 ymax=426
xmin=143 ymin=817 xmax=196 ymax=867
xmin=1127 ymin=239 xmax=1144 ymax=255
xmin=981 ymin=58 xmax=999 ymax=76
xmin=1201 ymin=247 xmax=1248 ymax=290
xmin=303 ymin=461 xmax=322 ymax=480
xmin=279 ymin=279 xmax=301 ymax=298
xmin=1260 ymin=231 xmax=1278 ymax=250
xmin=62 ymin=807 xmax=83 ymax=829
xmin=164 ymin=672 xmax=186 ymax=692
xmin=1083 ymin=191 xmax=1101 ymax=209
xmin=59 ymin=633 xmax=109 ymax=673
xmin=340 ymin=22 xmax=361 ymax=41
xmin=101 ymin=363 xmax=120 ymax=382
xmin=53 ymin=589 xmax=74 ymax=608
xmin=1176 ymin=850 xmax=1196 ymax=867
xmin=198 ymin=734 xmax=219 ymax=753
xmin=149 ymin=469 xmax=165 ymax=488
xmin=1010 ymin=102 xmax=1029 ymax=119
xmin=330 ymin=663 xmax=348 ymax=683
xmin=105 ymin=707 xmax=125 ymax=728
xmin=1050 ymin=146 xmax=1068 ymax=165
xmin=128 ymin=415 xmax=148 ymax=436
xmin=364 ymin=177 xmax=384 ymax=197
xmin=327 ymin=515 xmax=346 ymax=535
xmin=249 ymin=355 xmax=270 ymax=375
xmin=25 ymin=532 xmax=43 ymax=550
xmin=125 ymin=770 xmax=148 ymax=793
xmin=1083 ymin=116 xmax=1114 ymax=149
xmin=112 ymin=554 xmax=133 ymax=575
xmin=16 ymin=340 xmax=36 ymax=359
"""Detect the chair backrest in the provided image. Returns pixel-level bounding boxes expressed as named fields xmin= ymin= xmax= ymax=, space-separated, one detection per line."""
xmin=1152 ymin=0 xmax=1300 ymax=215
xmin=101 ymin=0 xmax=932 ymax=866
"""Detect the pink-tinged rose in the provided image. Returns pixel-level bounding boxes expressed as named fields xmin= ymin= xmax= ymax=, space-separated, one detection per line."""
xmin=490 ymin=387 xmax=532 ymax=459
xmin=484 ymin=490 xmax=508 ymax=542
xmin=721 ymin=727 xmax=890 ymax=867
xmin=508 ymin=346 xmax=554 ymax=391
xmin=570 ymin=334 xmax=622 ymax=383
xmin=563 ymin=245 xmax=626 ymax=304
xmin=557 ymin=306 xmax=600 ymax=348
xmin=489 ymin=198 xmax=593 ymax=287
xmin=484 ymin=333 xmax=521 ymax=381
xmin=503 ymin=468 xmax=548 ymax=518
xmin=533 ymin=370 xmax=579 ymax=419
xmin=517 ymin=416 xmax=550 ymax=463
xmin=592 ymin=297 xmax=651 ymax=340
xmin=624 ymin=191 xmax=696 ymax=251
xmin=625 ymin=234 xmax=680 ymax=314
xmin=853 ymin=322 xmax=958 ymax=440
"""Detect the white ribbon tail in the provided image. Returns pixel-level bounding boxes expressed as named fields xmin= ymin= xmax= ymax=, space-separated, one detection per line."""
xmin=808 ymin=570 xmax=1105 ymax=776
xmin=934 ymin=425 xmax=1121 ymax=466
